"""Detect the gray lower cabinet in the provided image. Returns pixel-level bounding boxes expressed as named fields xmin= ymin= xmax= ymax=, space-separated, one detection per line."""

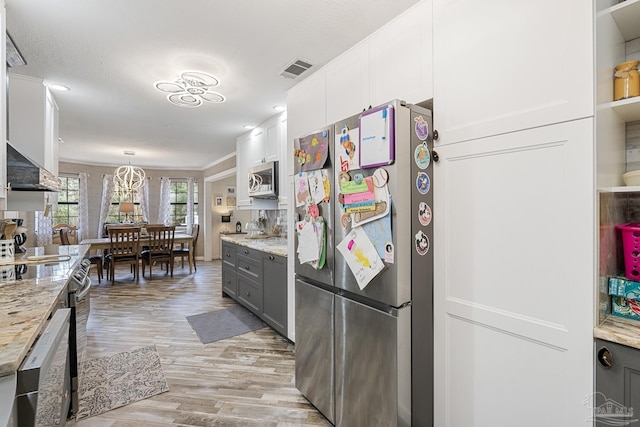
xmin=222 ymin=265 xmax=237 ymax=299
xmin=221 ymin=241 xmax=287 ymax=338
xmin=221 ymin=242 xmax=237 ymax=298
xmin=595 ymin=338 xmax=640 ymax=426
xmin=262 ymin=253 xmax=287 ymax=336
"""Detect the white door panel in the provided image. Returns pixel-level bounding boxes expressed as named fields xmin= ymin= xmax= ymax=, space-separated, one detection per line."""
xmin=445 ymin=315 xmax=570 ymax=427
xmin=434 ymin=119 xmax=594 ymax=426
xmin=433 ymin=0 xmax=593 ymax=145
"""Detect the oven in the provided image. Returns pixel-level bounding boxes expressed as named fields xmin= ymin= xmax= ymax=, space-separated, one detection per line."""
xmin=16 ymin=308 xmax=72 ymax=426
xmin=67 ymin=259 xmax=91 ymax=415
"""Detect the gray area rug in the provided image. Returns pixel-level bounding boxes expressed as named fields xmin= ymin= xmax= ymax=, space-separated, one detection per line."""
xmin=186 ymin=305 xmax=267 ymax=344
xmin=77 ymin=345 xmax=169 ymax=420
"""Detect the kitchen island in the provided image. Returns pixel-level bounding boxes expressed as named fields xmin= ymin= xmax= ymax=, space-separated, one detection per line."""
xmin=220 ymin=235 xmax=288 ymax=337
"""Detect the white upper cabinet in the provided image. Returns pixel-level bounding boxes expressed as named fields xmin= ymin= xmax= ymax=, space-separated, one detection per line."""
xmin=369 ymin=0 xmax=433 ymax=107
xmin=278 ymin=114 xmax=289 ymax=208
xmin=325 ymin=43 xmax=370 ymax=124
xmin=324 ymin=0 xmax=433 ymax=125
xmin=235 ymin=111 xmax=288 ymax=210
xmin=433 ymin=0 xmax=593 ymax=146
xmin=286 ymin=70 xmax=327 ymax=163
xmin=8 ymin=74 xmax=59 ymax=173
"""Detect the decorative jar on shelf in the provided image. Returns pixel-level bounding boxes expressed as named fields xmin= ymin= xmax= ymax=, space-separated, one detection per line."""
xmin=614 ymin=60 xmax=640 ymax=101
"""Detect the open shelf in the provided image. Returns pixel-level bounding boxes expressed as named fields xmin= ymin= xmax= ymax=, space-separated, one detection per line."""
xmin=610 ymin=0 xmax=640 ymax=41
xmin=609 ymin=96 xmax=640 ymax=122
xmin=598 ymin=185 xmax=640 ymax=193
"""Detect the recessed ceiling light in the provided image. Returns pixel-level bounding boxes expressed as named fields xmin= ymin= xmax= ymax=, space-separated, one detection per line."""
xmin=273 ymin=105 xmax=286 ymax=112
xmin=243 ymin=125 xmax=255 ymax=130
xmin=48 ymin=84 xmax=70 ymax=91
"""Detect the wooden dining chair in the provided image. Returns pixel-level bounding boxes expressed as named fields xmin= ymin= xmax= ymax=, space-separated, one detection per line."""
xmin=59 ymin=228 xmax=71 ymax=245
xmin=173 ymin=224 xmax=199 ymax=272
xmin=141 ymin=225 xmax=175 ymax=279
xmin=53 ymin=224 xmax=78 ymax=244
xmin=104 ymin=226 xmax=141 ymax=285
xmin=59 ymin=227 xmax=103 ymax=283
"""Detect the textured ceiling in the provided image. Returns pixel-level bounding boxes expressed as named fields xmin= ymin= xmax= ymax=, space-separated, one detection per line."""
xmin=5 ymin=0 xmax=420 ymax=170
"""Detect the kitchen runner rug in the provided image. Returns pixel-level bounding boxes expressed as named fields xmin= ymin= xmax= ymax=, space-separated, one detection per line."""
xmin=186 ymin=305 xmax=267 ymax=344
xmin=76 ymin=345 xmax=169 ymax=420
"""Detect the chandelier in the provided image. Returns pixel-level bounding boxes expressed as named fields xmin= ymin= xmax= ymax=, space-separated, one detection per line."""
xmin=154 ymin=71 xmax=226 ymax=108
xmin=113 ymin=152 xmax=146 ymax=197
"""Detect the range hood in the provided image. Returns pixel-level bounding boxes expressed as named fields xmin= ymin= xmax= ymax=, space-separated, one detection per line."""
xmin=6 ymin=142 xmax=60 ymax=191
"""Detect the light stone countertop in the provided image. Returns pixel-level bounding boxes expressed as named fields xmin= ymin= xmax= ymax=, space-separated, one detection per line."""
xmin=595 ymin=316 xmax=640 ymax=350
xmin=0 ymin=245 xmax=89 ymax=376
xmin=220 ymin=235 xmax=288 ymax=258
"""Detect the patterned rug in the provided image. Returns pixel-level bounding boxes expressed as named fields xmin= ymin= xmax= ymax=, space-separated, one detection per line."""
xmin=76 ymin=345 xmax=169 ymax=420
xmin=186 ymin=305 xmax=266 ymax=344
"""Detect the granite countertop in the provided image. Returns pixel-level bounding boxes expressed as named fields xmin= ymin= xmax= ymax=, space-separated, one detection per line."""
xmin=220 ymin=235 xmax=288 ymax=257
xmin=0 ymin=245 xmax=89 ymax=376
xmin=594 ymin=316 xmax=640 ymax=350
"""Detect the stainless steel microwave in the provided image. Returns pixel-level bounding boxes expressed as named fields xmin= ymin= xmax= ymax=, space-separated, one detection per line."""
xmin=248 ymin=161 xmax=278 ymax=199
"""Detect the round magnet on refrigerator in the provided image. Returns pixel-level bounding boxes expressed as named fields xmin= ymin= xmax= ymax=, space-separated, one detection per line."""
xmin=418 ymin=201 xmax=432 ymax=226
xmin=372 ymin=168 xmax=389 ymax=187
xmin=414 ymin=143 xmax=430 ymax=170
xmin=415 ymin=230 xmax=430 ymax=256
xmin=416 ymin=172 xmax=430 ymax=195
xmin=414 ymin=115 xmax=429 ymax=141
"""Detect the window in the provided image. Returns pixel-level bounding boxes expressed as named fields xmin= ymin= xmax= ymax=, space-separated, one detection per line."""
xmin=53 ymin=175 xmax=80 ymax=226
xmin=106 ymin=191 xmax=144 ymax=223
xmin=169 ymin=180 xmax=198 ymax=226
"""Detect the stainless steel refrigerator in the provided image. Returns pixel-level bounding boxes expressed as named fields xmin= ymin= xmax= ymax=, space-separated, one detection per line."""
xmin=295 ymin=100 xmax=433 ymax=427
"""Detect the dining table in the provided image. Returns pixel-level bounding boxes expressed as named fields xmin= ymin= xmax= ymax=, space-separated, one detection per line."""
xmin=80 ymin=232 xmax=195 ymax=273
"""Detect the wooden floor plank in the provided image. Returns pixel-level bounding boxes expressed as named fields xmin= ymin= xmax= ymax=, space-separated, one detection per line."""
xmin=69 ymin=260 xmax=330 ymax=426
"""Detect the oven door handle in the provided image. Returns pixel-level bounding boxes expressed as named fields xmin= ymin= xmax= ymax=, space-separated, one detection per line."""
xmin=76 ymin=276 xmax=92 ymax=300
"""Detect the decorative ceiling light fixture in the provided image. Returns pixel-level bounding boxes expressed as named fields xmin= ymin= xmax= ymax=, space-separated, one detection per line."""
xmin=113 ymin=151 xmax=146 ymax=196
xmin=154 ymin=71 xmax=225 ymax=108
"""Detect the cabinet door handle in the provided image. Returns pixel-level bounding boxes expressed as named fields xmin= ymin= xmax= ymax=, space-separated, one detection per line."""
xmin=226 ymin=279 xmax=230 ymax=284
xmin=226 ymin=253 xmax=230 ymax=257
xmin=244 ymin=250 xmax=249 ymax=254
xmin=245 ymin=266 xmax=250 ymax=270
xmin=597 ymin=346 xmax=613 ymax=368
xmin=269 ymin=255 xmax=274 ymax=260
xmin=246 ymin=291 xmax=251 ymax=297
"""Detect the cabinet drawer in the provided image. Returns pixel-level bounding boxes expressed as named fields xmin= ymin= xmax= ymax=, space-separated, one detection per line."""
xmin=222 ymin=242 xmax=237 ymax=267
xmin=238 ymin=275 xmax=263 ymax=315
xmin=237 ymin=256 xmax=262 ymax=282
xmin=237 ymin=245 xmax=261 ymax=262
xmin=222 ymin=265 xmax=237 ymax=299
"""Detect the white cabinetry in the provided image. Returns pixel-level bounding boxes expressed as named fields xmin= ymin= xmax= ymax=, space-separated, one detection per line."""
xmin=324 ymin=0 xmax=433 ymax=125
xmin=7 ymin=74 xmax=59 ymax=211
xmin=8 ymin=74 xmax=59 ymax=174
xmin=433 ymin=0 xmax=593 ymax=146
xmin=286 ymin=70 xmax=327 ymax=170
xmin=368 ymin=0 xmax=433 ymax=107
xmin=433 ymin=119 xmax=594 ymax=426
xmin=235 ymin=111 xmax=287 ymax=210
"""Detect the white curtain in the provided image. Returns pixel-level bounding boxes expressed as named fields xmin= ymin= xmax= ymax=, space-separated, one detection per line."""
xmin=137 ymin=179 xmax=150 ymax=223
xmin=78 ymin=173 xmax=89 ymax=240
xmin=186 ymin=177 xmax=194 ymax=232
xmin=35 ymin=211 xmax=52 ymax=246
xmin=157 ymin=177 xmax=171 ymax=225
xmin=98 ymin=174 xmax=116 ymax=237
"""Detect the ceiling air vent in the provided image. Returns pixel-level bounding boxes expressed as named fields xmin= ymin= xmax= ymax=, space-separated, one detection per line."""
xmin=6 ymin=32 xmax=26 ymax=68
xmin=279 ymin=59 xmax=313 ymax=79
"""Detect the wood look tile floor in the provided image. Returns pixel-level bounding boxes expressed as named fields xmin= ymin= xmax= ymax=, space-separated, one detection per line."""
xmin=69 ymin=260 xmax=331 ymax=427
